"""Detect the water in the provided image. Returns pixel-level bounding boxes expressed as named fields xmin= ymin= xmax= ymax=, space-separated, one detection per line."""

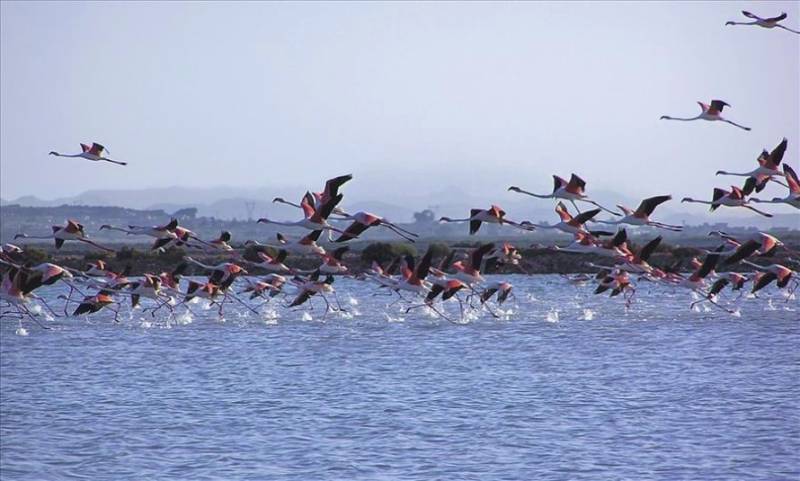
xmin=1 ymin=275 xmax=798 ymax=480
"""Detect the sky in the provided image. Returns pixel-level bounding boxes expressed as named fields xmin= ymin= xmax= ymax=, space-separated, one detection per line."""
xmin=1 ymin=1 xmax=798 ymax=215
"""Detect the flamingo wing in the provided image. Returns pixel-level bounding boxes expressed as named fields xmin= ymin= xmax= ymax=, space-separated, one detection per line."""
xmin=572 ymin=208 xmax=601 ymax=225
xmin=636 ymin=195 xmax=671 ymax=217
xmin=783 ymin=164 xmax=800 ymax=194
xmin=766 ymin=12 xmax=787 ymax=22
xmin=554 ymin=202 xmax=572 ymax=222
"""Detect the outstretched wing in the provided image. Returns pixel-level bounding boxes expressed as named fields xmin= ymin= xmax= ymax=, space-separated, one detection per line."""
xmin=722 ymin=240 xmax=759 ymax=266
xmin=638 ymin=236 xmax=662 ymax=262
xmin=636 ymin=195 xmax=671 ymax=217
xmin=572 ymin=208 xmax=600 ymax=225
xmin=710 ymin=100 xmax=729 ymax=112
xmin=766 ymin=12 xmax=787 ymax=22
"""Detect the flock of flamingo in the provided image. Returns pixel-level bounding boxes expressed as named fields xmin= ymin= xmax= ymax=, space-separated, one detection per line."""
xmin=1 ymin=9 xmax=799 ymax=328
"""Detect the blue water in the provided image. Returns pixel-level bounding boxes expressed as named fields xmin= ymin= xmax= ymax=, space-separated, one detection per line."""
xmin=1 ymin=275 xmax=798 ymax=480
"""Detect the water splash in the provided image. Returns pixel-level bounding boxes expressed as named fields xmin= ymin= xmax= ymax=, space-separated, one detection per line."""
xmin=15 ymin=327 xmax=29 ymax=336
xmin=302 ymin=312 xmax=313 ymax=321
xmin=582 ymin=309 xmax=594 ymax=321
xmin=29 ymin=305 xmax=43 ymax=315
xmin=383 ymin=313 xmax=405 ymax=323
xmin=174 ymin=311 xmax=193 ymax=325
xmin=348 ymin=296 xmax=359 ymax=306
xmin=545 ymin=309 xmax=560 ymax=323
xmin=731 ymin=309 xmax=742 ymax=318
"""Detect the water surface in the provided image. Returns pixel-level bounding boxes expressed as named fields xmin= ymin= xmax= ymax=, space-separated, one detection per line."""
xmin=1 ymin=275 xmax=798 ymax=480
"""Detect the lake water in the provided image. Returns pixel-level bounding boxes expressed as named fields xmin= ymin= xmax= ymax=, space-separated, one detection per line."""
xmin=1 ymin=275 xmax=798 ymax=480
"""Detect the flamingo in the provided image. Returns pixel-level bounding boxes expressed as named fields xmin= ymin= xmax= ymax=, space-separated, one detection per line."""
xmin=743 ymin=262 xmax=796 ymax=294
xmin=99 ymin=219 xmax=179 ymax=239
xmin=552 ymin=229 xmax=630 ymax=258
xmin=127 ymin=274 xmax=170 ymax=311
xmin=690 ymin=273 xmax=748 ymax=310
xmin=239 ymin=250 xmax=293 ymax=274
xmin=184 ymin=257 xmax=247 ymax=291
xmin=247 ymin=230 xmax=326 ymax=256
xmin=318 ymin=247 xmax=350 ymax=275
xmin=479 ymin=281 xmax=514 ymax=305
xmin=0 ymin=268 xmax=53 ymax=328
xmin=660 ymin=100 xmax=751 ymax=131
xmin=258 ymin=193 xmax=349 ymax=238
xmin=726 ymin=11 xmax=800 ymax=34
xmin=439 ymin=205 xmax=532 ymax=235
xmin=49 ymin=142 xmax=127 ymax=166
xmin=240 ymin=274 xmax=287 ymax=300
xmin=15 ymin=219 xmax=115 ymax=252
xmin=287 ymin=271 xmax=345 ymax=315
xmin=70 ymin=291 xmax=120 ymax=321
xmin=595 ymin=195 xmax=682 ymax=231
xmin=333 ymin=211 xmax=419 ymax=243
xmin=526 ymin=202 xmax=601 ymax=235
xmin=272 ymin=174 xmax=353 ymax=215
xmin=750 ymin=164 xmax=800 ymax=209
xmin=206 ymin=231 xmax=233 ymax=251
xmin=508 ymin=174 xmax=620 ymax=215
xmin=449 ymin=243 xmax=496 ymax=286
xmin=594 ymin=269 xmax=635 ymax=305
xmin=716 ymin=138 xmax=789 ymax=191
xmin=395 ymin=248 xmax=435 ymax=295
xmin=681 ymin=179 xmax=773 ymax=217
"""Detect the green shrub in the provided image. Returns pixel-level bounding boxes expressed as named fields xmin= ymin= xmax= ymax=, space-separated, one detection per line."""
xmin=361 ymin=242 xmax=417 ymax=264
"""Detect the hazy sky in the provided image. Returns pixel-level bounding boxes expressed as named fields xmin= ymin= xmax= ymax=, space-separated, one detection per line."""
xmin=1 ymin=1 xmax=798 ymax=212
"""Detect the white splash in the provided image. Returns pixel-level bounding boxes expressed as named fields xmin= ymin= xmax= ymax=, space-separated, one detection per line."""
xmin=140 ymin=319 xmax=153 ymax=329
xmin=766 ymin=299 xmax=777 ymax=311
xmin=545 ymin=308 xmax=560 ymax=323
xmin=29 ymin=305 xmax=43 ymax=315
xmin=302 ymin=312 xmax=313 ymax=321
xmin=15 ymin=327 xmax=29 ymax=336
xmin=348 ymin=296 xmax=359 ymax=306
xmin=174 ymin=311 xmax=193 ymax=325
xmin=731 ymin=309 xmax=742 ymax=318
xmin=384 ymin=313 xmax=405 ymax=323
xmin=582 ymin=309 xmax=594 ymax=320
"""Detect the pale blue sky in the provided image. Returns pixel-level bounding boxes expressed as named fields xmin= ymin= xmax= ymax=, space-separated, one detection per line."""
xmin=1 ymin=1 xmax=798 ymax=213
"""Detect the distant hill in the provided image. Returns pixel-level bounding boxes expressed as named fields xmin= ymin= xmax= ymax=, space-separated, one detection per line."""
xmin=4 ymin=185 xmax=798 ymax=228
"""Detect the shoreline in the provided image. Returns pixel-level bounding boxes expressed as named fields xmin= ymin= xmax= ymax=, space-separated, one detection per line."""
xmin=10 ymin=239 xmax=799 ymax=277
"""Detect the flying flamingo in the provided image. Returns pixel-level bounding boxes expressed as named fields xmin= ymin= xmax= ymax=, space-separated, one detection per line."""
xmin=526 ymin=202 xmax=601 ymax=235
xmin=272 ymin=174 xmax=353 ymax=216
xmin=247 ymin=230 xmax=326 ymax=256
xmin=49 ymin=142 xmax=127 ymax=166
xmin=258 ymin=194 xmax=349 ymax=238
xmin=716 ymin=138 xmax=789 ymax=191
xmin=595 ymin=195 xmax=683 ymax=231
xmin=1 ymin=268 xmax=54 ymax=329
xmin=726 ymin=11 xmax=800 ymax=34
xmin=552 ymin=229 xmax=630 ymax=258
xmin=15 ymin=219 xmax=115 ymax=252
xmin=318 ymin=247 xmax=350 ymax=275
xmin=333 ymin=211 xmax=419 ymax=243
xmin=439 ymin=205 xmax=532 ymax=235
xmin=743 ymin=262 xmax=796 ymax=295
xmin=287 ymin=271 xmax=345 ymax=316
xmin=100 ymin=219 xmax=179 ymax=239
xmin=69 ymin=291 xmax=121 ymax=321
xmin=681 ymin=179 xmax=773 ymax=217
xmin=750 ymin=164 xmax=800 ymax=209
xmin=508 ymin=174 xmax=620 ymax=215
xmin=660 ymin=100 xmax=751 ymax=131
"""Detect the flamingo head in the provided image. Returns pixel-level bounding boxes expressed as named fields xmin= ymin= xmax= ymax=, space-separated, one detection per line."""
xmin=256 ymin=218 xmax=269 ymax=224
